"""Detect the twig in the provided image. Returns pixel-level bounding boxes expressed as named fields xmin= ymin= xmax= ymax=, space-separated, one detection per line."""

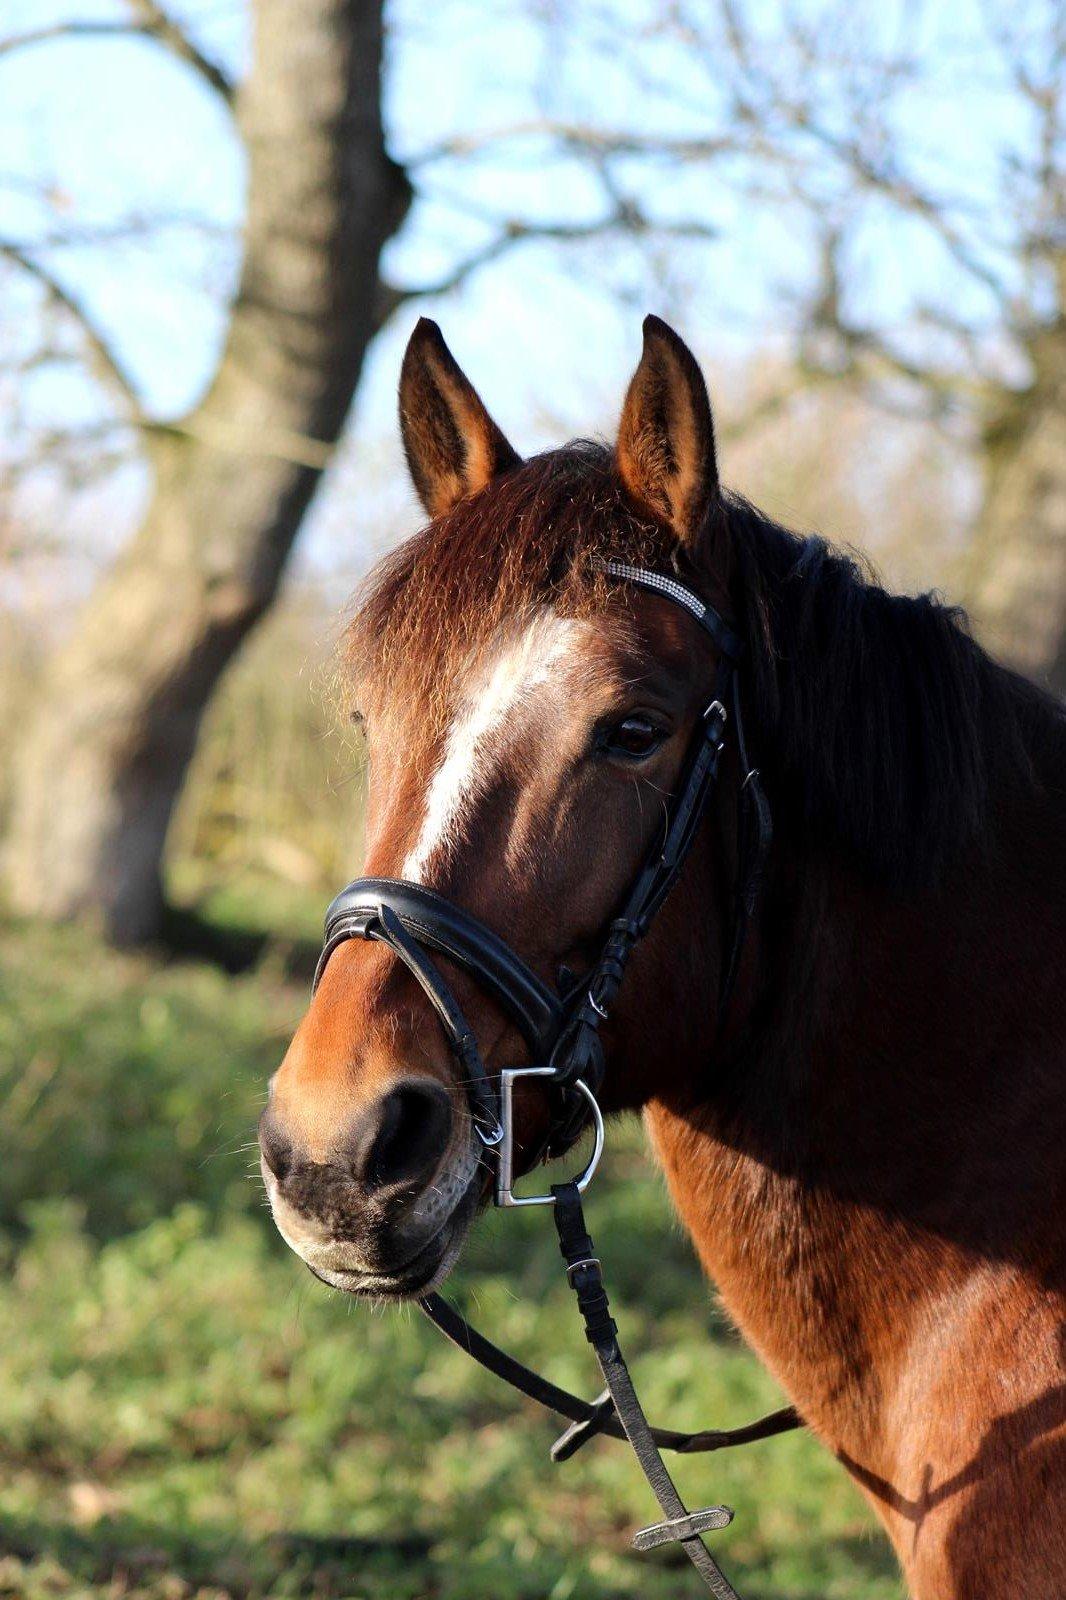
xmin=377 ymin=205 xmax=719 ymax=326
xmin=0 ymin=6 xmax=234 ymax=105
xmin=0 ymin=239 xmax=144 ymax=417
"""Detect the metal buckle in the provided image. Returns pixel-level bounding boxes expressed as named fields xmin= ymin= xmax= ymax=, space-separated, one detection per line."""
xmin=494 ymin=1068 xmax=605 ymax=1208
xmin=475 ymin=1116 xmax=505 ymax=1148
xmin=565 ymin=1255 xmax=601 ymax=1285
xmin=587 ymin=989 xmax=608 ymax=1020
xmin=703 ymin=698 xmax=728 ymax=741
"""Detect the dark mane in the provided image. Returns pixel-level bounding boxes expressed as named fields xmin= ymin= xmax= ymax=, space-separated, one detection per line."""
xmin=347 ymin=441 xmax=1060 ymax=884
xmin=729 ymin=496 xmax=1056 ymax=886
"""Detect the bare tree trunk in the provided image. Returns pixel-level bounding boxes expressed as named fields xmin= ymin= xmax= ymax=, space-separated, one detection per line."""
xmin=965 ymin=259 xmax=1066 ymax=699
xmin=2 ymin=0 xmax=408 ymax=942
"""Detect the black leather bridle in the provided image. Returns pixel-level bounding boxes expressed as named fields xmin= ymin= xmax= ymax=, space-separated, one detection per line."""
xmin=313 ymin=560 xmax=795 ymax=1598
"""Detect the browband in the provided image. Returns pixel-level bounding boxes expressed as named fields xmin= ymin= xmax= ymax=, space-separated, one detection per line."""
xmin=599 ymin=559 xmax=743 ymax=661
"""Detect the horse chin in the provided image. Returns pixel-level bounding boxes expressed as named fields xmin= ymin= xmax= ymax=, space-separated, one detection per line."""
xmin=304 ymin=1177 xmax=481 ymax=1302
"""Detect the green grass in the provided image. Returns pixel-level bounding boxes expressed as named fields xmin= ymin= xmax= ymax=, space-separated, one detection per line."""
xmin=0 ymin=909 xmax=902 ymax=1600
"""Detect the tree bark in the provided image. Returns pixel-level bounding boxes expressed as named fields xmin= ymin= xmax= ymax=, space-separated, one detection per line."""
xmin=965 ymin=257 xmax=1066 ymax=700
xmin=2 ymin=0 xmax=408 ymax=942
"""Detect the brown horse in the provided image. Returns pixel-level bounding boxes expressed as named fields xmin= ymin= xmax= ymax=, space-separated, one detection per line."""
xmin=260 ymin=315 xmax=1066 ymax=1598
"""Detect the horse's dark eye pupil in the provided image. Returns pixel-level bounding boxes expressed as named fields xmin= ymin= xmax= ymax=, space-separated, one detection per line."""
xmin=610 ymin=716 xmax=661 ymax=757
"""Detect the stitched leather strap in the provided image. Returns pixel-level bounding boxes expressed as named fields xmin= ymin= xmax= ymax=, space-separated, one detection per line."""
xmin=321 ymin=904 xmax=503 ymax=1144
xmin=418 ymin=1292 xmax=800 ymax=1459
xmin=315 ymin=878 xmax=561 ymax=1054
xmin=552 ymin=1182 xmax=742 ymax=1599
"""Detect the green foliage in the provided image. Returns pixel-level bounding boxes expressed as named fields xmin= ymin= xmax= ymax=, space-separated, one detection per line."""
xmin=0 ymin=916 xmax=902 ymax=1600
xmin=0 ymin=919 xmax=289 ymax=1238
xmin=167 ymin=597 xmax=367 ymax=897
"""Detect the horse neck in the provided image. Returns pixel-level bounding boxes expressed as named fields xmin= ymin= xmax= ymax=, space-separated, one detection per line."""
xmin=645 ymin=765 xmax=1066 ymax=1462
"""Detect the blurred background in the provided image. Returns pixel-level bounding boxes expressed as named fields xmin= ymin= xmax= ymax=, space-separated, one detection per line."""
xmin=0 ymin=1 xmax=1061 ymax=1596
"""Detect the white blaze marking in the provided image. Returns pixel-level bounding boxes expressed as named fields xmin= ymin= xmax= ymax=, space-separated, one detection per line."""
xmin=403 ymin=610 xmax=585 ymax=882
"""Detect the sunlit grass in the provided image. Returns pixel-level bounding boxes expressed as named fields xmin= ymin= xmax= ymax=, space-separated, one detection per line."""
xmin=0 ymin=913 xmax=902 ymax=1600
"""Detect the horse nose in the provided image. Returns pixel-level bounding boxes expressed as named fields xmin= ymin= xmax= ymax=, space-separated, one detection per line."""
xmin=354 ymin=1078 xmax=454 ymax=1193
xmin=259 ymin=1077 xmax=454 ymax=1197
xmin=258 ymin=1105 xmax=293 ymax=1181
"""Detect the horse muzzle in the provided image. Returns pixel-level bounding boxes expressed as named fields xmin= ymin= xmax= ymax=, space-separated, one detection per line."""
xmin=258 ymin=1080 xmax=486 ymax=1298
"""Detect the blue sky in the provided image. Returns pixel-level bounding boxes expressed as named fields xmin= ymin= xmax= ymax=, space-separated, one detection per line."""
xmin=0 ymin=0 xmax=1052 ymax=589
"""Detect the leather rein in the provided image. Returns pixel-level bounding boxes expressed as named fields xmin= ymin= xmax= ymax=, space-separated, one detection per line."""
xmin=312 ymin=560 xmax=797 ymax=1598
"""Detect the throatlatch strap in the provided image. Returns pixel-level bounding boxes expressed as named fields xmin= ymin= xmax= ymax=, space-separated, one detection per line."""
xmin=417 ymin=1293 xmax=800 ymax=1460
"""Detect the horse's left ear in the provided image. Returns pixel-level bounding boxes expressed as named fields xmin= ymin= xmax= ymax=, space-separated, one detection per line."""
xmin=616 ymin=315 xmax=720 ymax=553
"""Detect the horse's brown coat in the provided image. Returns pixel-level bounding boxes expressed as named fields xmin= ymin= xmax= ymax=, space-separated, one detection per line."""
xmin=264 ymin=318 xmax=1066 ymax=1599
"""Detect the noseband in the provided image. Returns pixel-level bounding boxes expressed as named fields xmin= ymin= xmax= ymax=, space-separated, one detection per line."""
xmin=313 ymin=561 xmax=791 ymax=1598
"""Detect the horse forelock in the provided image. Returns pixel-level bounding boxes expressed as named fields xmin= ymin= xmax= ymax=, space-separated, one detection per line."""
xmin=341 ymin=442 xmax=675 ymax=745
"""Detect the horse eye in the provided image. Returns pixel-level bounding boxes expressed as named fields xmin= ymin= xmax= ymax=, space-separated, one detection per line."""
xmin=602 ymin=715 xmax=666 ymax=761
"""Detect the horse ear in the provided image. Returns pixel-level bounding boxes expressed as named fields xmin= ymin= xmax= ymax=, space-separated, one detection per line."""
xmin=616 ymin=315 xmax=719 ymax=551
xmin=398 ymin=318 xmax=521 ymax=518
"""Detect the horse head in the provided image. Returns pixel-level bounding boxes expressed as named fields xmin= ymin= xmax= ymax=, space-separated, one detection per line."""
xmin=259 ymin=316 xmax=739 ymax=1297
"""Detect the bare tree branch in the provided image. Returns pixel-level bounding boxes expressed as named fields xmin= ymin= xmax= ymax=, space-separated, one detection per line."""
xmin=0 ymin=20 xmax=138 ymax=58
xmin=406 ymin=119 xmax=744 ymax=168
xmin=0 ymin=240 xmax=144 ymax=418
xmin=409 ymin=106 xmax=1009 ymax=309
xmin=376 ymin=204 xmax=720 ymax=328
xmin=791 ymin=228 xmax=982 ymax=424
xmin=144 ymin=414 xmax=335 ymax=470
xmin=124 ymin=0 xmax=234 ymax=103
xmin=710 ymin=1 xmax=1014 ymax=305
xmin=0 ymin=5 xmax=234 ymax=105
xmin=0 ymin=421 xmax=135 ymax=490
xmin=10 ymin=212 xmax=228 ymax=252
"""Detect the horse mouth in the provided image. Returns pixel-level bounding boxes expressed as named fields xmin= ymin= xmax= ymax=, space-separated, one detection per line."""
xmin=303 ymin=1177 xmax=482 ymax=1301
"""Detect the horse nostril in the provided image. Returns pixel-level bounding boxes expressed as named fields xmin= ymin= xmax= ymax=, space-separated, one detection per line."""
xmin=357 ymin=1079 xmax=453 ymax=1192
xmin=258 ymin=1107 xmax=293 ymax=1182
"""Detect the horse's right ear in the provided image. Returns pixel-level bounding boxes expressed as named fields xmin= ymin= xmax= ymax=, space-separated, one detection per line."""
xmin=398 ymin=319 xmax=521 ymax=518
